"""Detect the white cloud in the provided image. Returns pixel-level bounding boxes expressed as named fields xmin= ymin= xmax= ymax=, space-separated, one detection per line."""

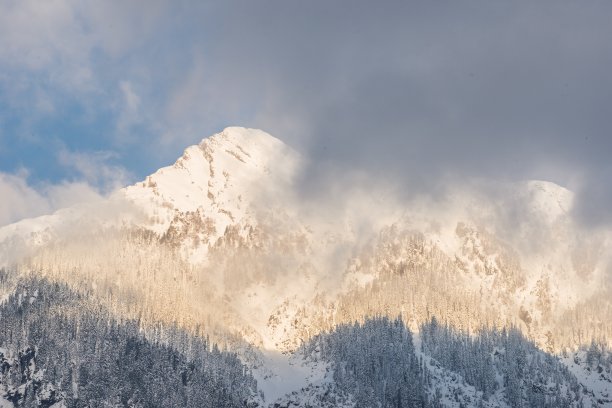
xmin=45 ymin=181 xmax=106 ymax=209
xmin=120 ymin=81 xmax=141 ymax=112
xmin=0 ymin=146 xmax=133 ymax=227
xmin=0 ymin=1 xmax=214 ymax=164
xmin=0 ymin=0 xmax=83 ymax=70
xmin=115 ymin=80 xmax=145 ymax=140
xmin=57 ymin=149 xmax=133 ymax=193
xmin=0 ymin=171 xmax=106 ymax=227
xmin=0 ymin=0 xmax=169 ymax=88
xmin=0 ymin=0 xmax=173 ymax=148
xmin=0 ymin=171 xmax=51 ymax=226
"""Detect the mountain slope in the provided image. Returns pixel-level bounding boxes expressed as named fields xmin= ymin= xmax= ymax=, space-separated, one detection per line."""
xmin=0 ymin=127 xmax=611 ymax=406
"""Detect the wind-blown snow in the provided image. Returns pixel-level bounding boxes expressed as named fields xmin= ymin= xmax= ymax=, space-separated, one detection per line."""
xmin=0 ymin=126 xmax=611 ymax=404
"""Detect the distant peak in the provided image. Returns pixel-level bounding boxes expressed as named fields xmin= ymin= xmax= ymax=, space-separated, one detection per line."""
xmin=525 ymin=179 xmax=574 ymax=206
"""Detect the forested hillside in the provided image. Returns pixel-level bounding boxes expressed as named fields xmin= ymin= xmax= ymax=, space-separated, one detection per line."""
xmin=301 ymin=317 xmax=608 ymax=407
xmin=0 ymin=275 xmax=257 ymax=407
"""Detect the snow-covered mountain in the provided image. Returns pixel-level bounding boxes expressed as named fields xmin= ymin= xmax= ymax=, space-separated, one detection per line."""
xmin=1 ymin=127 xmax=611 ymax=407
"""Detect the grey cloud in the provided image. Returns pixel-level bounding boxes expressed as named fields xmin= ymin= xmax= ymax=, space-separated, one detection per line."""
xmin=2 ymin=1 xmax=612 ymax=226
xmin=572 ymin=166 xmax=612 ymax=227
xmin=188 ymin=1 xmax=612 ymax=225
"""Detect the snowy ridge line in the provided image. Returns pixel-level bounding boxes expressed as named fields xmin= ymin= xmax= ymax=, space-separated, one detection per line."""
xmin=0 ymin=127 xmax=611 ymax=406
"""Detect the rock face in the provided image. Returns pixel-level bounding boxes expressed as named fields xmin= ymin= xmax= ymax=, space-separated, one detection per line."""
xmin=0 ymin=127 xmax=611 ymax=406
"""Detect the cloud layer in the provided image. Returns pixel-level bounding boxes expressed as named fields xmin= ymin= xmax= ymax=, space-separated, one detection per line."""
xmin=1 ymin=1 xmax=611 ymax=226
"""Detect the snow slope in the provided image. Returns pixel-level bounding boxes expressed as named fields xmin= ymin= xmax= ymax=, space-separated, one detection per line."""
xmin=0 ymin=126 xmax=611 ymax=405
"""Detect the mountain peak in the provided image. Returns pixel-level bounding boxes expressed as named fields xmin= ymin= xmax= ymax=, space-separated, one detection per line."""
xmin=169 ymin=127 xmax=291 ymax=173
xmin=121 ymin=127 xmax=300 ymax=239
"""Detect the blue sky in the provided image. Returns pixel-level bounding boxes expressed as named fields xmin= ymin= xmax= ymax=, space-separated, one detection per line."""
xmin=1 ymin=1 xmax=612 ymax=227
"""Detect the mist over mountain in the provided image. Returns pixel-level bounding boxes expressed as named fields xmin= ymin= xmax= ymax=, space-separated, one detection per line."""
xmin=0 ymin=127 xmax=611 ymax=407
xmin=2 ymin=1 xmax=612 ymax=406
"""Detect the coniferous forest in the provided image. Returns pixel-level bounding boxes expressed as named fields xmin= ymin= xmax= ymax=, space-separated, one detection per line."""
xmin=0 ymin=276 xmax=257 ymax=407
xmin=302 ymin=317 xmax=603 ymax=408
xmin=1 ymin=272 xmax=610 ymax=407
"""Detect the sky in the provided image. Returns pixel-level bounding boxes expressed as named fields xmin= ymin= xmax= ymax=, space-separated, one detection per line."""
xmin=0 ymin=1 xmax=611 ymax=227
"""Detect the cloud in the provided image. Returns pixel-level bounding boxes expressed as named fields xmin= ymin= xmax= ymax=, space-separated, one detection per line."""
xmin=0 ymin=171 xmax=51 ymax=226
xmin=115 ymin=80 xmax=144 ymax=139
xmin=0 ymin=144 xmax=131 ymax=227
xmin=120 ymin=81 xmax=140 ymax=113
xmin=0 ymin=171 xmax=105 ymax=227
xmin=0 ymin=0 xmax=170 ymax=88
xmin=57 ymin=148 xmax=133 ymax=193
xmin=197 ymin=1 xmax=612 ymax=226
xmin=571 ymin=166 xmax=612 ymax=227
xmin=1 ymin=1 xmax=612 ymax=227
